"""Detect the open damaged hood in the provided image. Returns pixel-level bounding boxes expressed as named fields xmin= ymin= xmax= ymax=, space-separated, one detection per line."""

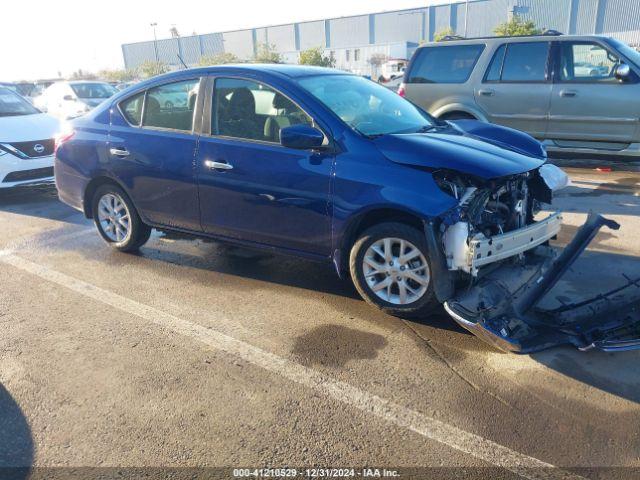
xmin=374 ymin=120 xmax=546 ymax=180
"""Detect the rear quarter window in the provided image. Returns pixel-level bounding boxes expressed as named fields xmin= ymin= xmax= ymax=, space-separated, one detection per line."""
xmin=407 ymin=44 xmax=485 ymax=84
xmin=120 ymin=92 xmax=144 ymax=126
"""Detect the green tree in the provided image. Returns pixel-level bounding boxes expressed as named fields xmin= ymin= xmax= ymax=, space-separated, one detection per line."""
xmin=494 ymin=14 xmax=541 ymax=36
xmin=139 ymin=61 xmax=169 ymax=78
xmin=198 ymin=52 xmax=240 ymax=66
xmin=97 ymin=68 xmax=138 ymax=82
xmin=254 ymin=43 xmax=282 ymax=64
xmin=70 ymin=69 xmax=97 ymax=80
xmin=298 ymin=47 xmax=335 ymax=68
xmin=434 ymin=27 xmax=456 ymax=42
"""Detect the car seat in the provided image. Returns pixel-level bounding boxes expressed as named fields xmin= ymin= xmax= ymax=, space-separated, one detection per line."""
xmin=264 ymin=94 xmax=309 ymax=142
xmin=220 ymin=88 xmax=261 ymax=140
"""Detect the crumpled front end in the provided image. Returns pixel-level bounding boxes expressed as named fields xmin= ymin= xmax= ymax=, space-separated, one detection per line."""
xmin=434 ymin=164 xmax=640 ymax=353
xmin=436 ymin=163 xmax=569 ymax=276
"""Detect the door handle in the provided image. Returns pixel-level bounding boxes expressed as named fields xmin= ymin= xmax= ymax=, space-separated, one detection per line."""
xmin=478 ymin=89 xmax=495 ymax=97
xmin=560 ymin=90 xmax=578 ymax=98
xmin=109 ymin=147 xmax=130 ymax=157
xmin=204 ymin=160 xmax=233 ymax=171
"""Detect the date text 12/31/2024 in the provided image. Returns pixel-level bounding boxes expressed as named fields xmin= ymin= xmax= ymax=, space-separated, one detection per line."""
xmin=233 ymin=468 xmax=400 ymax=478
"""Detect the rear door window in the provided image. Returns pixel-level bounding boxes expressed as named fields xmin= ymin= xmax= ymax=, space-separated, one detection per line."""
xmin=500 ymin=42 xmax=550 ymax=82
xmin=407 ymin=44 xmax=485 ymax=84
xmin=141 ymin=79 xmax=200 ymax=132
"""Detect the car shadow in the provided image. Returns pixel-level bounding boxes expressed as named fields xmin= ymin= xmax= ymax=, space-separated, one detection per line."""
xmin=0 ymin=186 xmax=84 ymax=225
xmin=0 ymin=383 xmax=33 ymax=479
xmin=155 ymin=235 xmax=472 ymax=336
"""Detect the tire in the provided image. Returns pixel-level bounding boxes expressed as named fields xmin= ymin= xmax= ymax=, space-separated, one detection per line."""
xmin=440 ymin=112 xmax=476 ymax=121
xmin=92 ymin=184 xmax=151 ymax=253
xmin=349 ymin=222 xmax=439 ymax=318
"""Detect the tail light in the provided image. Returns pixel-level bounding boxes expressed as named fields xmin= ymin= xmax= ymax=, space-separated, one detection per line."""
xmin=397 ymin=83 xmax=406 ymax=97
xmin=54 ymin=130 xmax=75 ymax=155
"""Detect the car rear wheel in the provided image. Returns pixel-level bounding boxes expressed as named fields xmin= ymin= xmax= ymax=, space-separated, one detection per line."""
xmin=92 ymin=184 xmax=151 ymax=252
xmin=350 ymin=223 xmax=438 ymax=318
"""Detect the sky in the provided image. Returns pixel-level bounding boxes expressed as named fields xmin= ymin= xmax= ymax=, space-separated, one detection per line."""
xmin=1 ymin=0 xmax=459 ymax=81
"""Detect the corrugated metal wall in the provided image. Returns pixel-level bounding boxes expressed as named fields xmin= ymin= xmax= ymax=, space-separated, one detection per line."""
xmin=601 ymin=0 xmax=640 ymax=35
xmin=223 ymin=30 xmax=255 ymax=59
xmin=465 ymin=0 xmax=514 ymax=38
xmin=329 ymin=15 xmax=370 ymax=48
xmin=179 ymin=36 xmax=203 ymax=65
xmin=433 ymin=4 xmax=453 ymax=34
xmin=267 ymin=24 xmax=297 ymax=52
xmin=200 ymin=33 xmax=225 ymax=56
xmin=122 ymin=0 xmax=640 ymax=70
xmin=518 ymin=0 xmax=572 ymax=32
xmin=375 ymin=9 xmax=425 ymax=44
xmin=298 ymin=20 xmax=326 ymax=50
xmin=574 ymin=0 xmax=600 ymax=34
xmin=255 ymin=27 xmax=268 ymax=46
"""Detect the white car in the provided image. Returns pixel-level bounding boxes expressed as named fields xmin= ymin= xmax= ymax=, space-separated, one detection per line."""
xmin=37 ymin=81 xmax=117 ymax=120
xmin=0 ymin=87 xmax=60 ymax=189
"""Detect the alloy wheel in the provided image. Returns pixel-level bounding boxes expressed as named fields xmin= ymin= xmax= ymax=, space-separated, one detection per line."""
xmin=97 ymin=193 xmax=131 ymax=243
xmin=362 ymin=237 xmax=430 ymax=305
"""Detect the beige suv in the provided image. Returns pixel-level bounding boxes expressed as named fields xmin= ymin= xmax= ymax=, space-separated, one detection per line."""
xmin=402 ymin=34 xmax=640 ymax=158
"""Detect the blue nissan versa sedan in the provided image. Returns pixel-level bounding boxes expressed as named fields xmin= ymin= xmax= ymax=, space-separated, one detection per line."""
xmin=55 ymin=65 xmax=640 ymax=353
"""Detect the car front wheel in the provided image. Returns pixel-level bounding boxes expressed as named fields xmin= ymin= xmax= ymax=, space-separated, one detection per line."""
xmin=92 ymin=184 xmax=151 ymax=252
xmin=349 ymin=223 xmax=438 ymax=318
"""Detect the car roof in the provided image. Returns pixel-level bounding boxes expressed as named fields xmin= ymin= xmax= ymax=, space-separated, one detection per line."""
xmin=66 ymin=80 xmax=112 ymax=85
xmin=418 ymin=33 xmax=612 ymax=47
xmin=151 ymin=64 xmax=350 ymax=81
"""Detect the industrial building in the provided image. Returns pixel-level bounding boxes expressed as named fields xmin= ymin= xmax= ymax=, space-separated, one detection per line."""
xmin=122 ymin=0 xmax=640 ymax=77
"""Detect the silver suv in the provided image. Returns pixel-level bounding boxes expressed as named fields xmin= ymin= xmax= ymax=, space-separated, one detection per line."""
xmin=402 ymin=34 xmax=640 ymax=158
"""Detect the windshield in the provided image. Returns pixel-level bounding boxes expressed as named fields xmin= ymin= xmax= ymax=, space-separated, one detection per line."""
xmin=0 ymin=87 xmax=40 ymax=117
xmin=298 ymin=75 xmax=434 ymax=137
xmin=607 ymin=38 xmax=640 ymax=68
xmin=0 ymin=83 xmax=19 ymax=94
xmin=71 ymin=83 xmax=116 ymax=99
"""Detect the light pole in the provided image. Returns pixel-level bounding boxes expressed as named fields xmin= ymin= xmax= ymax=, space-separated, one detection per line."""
xmin=150 ymin=22 xmax=159 ymax=74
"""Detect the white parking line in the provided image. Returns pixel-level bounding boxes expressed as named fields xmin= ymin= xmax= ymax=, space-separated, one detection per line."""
xmin=0 ymin=251 xmax=585 ymax=480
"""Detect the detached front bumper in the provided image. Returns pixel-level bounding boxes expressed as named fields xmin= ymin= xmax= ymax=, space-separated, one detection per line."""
xmin=443 ymin=213 xmax=640 ymax=353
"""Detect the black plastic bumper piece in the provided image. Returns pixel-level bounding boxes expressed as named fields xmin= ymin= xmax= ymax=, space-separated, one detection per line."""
xmin=444 ymin=213 xmax=640 ymax=354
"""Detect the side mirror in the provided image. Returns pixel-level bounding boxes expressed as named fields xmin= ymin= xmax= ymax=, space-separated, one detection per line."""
xmin=280 ymin=124 xmax=326 ymax=150
xmin=615 ymin=63 xmax=631 ymax=81
xmin=63 ymin=94 xmax=75 ymax=101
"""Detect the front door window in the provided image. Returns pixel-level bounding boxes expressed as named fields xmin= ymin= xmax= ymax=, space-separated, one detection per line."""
xmin=212 ymin=78 xmax=312 ymax=143
xmin=559 ymin=42 xmax=621 ymax=83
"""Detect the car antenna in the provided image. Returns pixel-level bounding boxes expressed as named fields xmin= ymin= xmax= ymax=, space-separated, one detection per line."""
xmin=177 ymin=54 xmax=188 ymax=70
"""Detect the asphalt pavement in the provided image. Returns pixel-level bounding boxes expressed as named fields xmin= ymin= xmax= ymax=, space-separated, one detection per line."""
xmin=0 ymin=164 xmax=639 ymax=480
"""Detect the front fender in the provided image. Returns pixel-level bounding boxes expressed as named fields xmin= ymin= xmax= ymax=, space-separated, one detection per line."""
xmin=432 ymin=103 xmax=489 ymax=123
